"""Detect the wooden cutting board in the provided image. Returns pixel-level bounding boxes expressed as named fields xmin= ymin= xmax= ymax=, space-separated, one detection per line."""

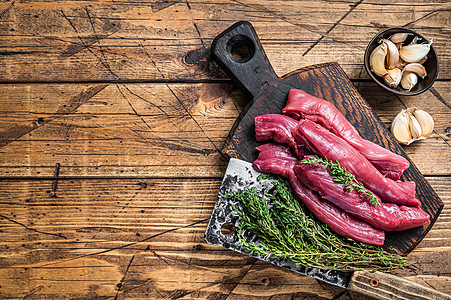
xmin=211 ymin=21 xmax=443 ymax=255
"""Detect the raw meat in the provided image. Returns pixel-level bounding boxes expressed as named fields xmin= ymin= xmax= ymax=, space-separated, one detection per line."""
xmin=283 ymin=89 xmax=410 ymax=180
xmin=294 ymin=157 xmax=429 ymax=231
xmin=292 ymin=119 xmax=420 ymax=207
xmin=253 ymin=143 xmax=385 ymax=245
xmin=253 ymin=143 xmax=298 ymax=178
xmin=255 ymin=114 xmax=306 ymax=158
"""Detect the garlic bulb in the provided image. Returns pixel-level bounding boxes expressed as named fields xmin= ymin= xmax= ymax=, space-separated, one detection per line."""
xmin=391 ymin=108 xmax=434 ymax=145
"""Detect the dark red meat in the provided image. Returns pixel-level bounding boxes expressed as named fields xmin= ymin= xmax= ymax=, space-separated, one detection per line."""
xmin=253 ymin=143 xmax=385 ymax=246
xmin=253 ymin=143 xmax=298 ymax=178
xmin=283 ymin=89 xmax=410 ymax=180
xmin=292 ymin=119 xmax=420 ymax=207
xmin=391 ymin=205 xmax=431 ymax=231
xmin=255 ymin=114 xmax=306 ymax=158
xmin=294 ymin=157 xmax=429 ymax=231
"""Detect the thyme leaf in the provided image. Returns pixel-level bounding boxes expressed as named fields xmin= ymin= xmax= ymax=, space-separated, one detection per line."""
xmin=229 ymin=176 xmax=406 ymax=271
xmin=301 ymin=156 xmax=379 ymax=208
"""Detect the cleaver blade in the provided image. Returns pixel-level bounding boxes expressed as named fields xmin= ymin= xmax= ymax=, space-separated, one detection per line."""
xmin=204 ymin=157 xmax=351 ymax=288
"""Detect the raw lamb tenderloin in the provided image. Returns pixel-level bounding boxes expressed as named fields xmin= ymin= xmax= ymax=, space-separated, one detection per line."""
xmin=283 ymin=89 xmax=410 ymax=180
xmin=294 ymin=157 xmax=429 ymax=231
xmin=292 ymin=119 xmax=420 ymax=207
xmin=253 ymin=143 xmax=385 ymax=246
xmin=255 ymin=114 xmax=306 ymax=158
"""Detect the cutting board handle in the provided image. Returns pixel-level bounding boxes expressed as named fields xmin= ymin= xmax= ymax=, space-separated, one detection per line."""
xmin=348 ymin=270 xmax=451 ymax=300
xmin=210 ymin=21 xmax=281 ymax=99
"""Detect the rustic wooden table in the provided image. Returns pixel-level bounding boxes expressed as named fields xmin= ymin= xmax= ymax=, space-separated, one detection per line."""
xmin=0 ymin=1 xmax=450 ymax=299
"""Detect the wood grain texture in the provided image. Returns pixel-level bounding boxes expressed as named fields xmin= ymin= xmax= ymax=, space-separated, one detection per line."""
xmin=0 ymin=82 xmax=449 ymax=178
xmin=347 ymin=270 xmax=451 ymax=300
xmin=0 ymin=177 xmax=449 ymax=299
xmin=0 ymin=0 xmax=450 ymax=299
xmin=0 ymin=0 xmax=450 ymax=82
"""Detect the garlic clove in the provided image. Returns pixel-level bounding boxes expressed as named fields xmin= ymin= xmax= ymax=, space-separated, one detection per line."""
xmin=383 ymin=68 xmax=402 ymax=88
xmin=370 ymin=43 xmax=388 ymax=76
xmin=417 ymin=55 xmax=428 ymax=65
xmin=389 ymin=33 xmax=410 ymax=44
xmin=408 ymin=111 xmax=423 ymax=139
xmin=395 ymin=57 xmax=408 ymax=69
xmin=391 ymin=110 xmax=412 ymax=144
xmin=401 ymin=71 xmax=418 ymax=91
xmin=399 ymin=39 xmax=433 ymax=63
xmin=403 ymin=63 xmax=427 ymax=79
xmin=383 ymin=39 xmax=400 ymax=70
xmin=412 ymin=108 xmax=434 ymax=137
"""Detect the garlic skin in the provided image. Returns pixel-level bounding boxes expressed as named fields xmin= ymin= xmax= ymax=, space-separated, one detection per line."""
xmin=399 ymin=39 xmax=433 ymax=63
xmin=409 ymin=36 xmax=420 ymax=45
xmin=401 ymin=71 xmax=418 ymax=91
xmin=370 ymin=43 xmax=388 ymax=77
xmin=383 ymin=68 xmax=402 ymax=88
xmin=391 ymin=108 xmax=434 ymax=145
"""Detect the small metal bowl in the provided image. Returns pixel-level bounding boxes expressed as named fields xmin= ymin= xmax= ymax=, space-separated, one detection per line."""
xmin=364 ymin=27 xmax=438 ymax=96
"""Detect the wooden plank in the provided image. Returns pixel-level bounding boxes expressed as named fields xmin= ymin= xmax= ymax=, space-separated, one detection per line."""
xmin=0 ymin=177 xmax=449 ymax=299
xmin=0 ymin=82 xmax=449 ymax=177
xmin=0 ymin=83 xmax=245 ymax=177
xmin=0 ymin=0 xmax=449 ymax=82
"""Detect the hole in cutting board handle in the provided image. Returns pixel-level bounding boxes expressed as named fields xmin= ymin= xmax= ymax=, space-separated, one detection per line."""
xmin=227 ymin=35 xmax=255 ymax=63
xmin=220 ymin=222 xmax=236 ymax=236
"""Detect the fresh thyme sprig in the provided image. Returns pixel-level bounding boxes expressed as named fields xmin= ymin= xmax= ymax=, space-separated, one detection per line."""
xmin=301 ymin=156 xmax=379 ymax=208
xmin=229 ymin=176 xmax=406 ymax=271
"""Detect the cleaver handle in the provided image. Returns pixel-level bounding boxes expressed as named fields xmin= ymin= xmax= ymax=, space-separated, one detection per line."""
xmin=348 ymin=270 xmax=451 ymax=300
xmin=210 ymin=21 xmax=282 ymax=100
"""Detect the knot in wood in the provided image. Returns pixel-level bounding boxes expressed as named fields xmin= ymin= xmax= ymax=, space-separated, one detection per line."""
xmin=184 ymin=50 xmax=201 ymax=65
xmin=261 ymin=277 xmax=271 ymax=287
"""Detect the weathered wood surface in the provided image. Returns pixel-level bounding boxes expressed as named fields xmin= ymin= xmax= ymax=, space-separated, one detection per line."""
xmin=0 ymin=82 xmax=449 ymax=178
xmin=0 ymin=177 xmax=449 ymax=299
xmin=0 ymin=1 xmax=450 ymax=82
xmin=1 ymin=1 xmax=450 ymax=299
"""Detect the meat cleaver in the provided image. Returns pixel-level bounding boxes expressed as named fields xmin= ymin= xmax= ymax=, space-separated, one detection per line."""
xmin=204 ymin=21 xmax=447 ymax=299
